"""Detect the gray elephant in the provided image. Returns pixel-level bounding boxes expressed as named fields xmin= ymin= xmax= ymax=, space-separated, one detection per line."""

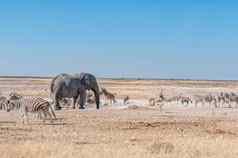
xmin=50 ymin=73 xmax=100 ymax=110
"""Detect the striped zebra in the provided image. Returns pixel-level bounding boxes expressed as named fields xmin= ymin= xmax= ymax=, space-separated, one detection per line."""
xmin=6 ymin=97 xmax=56 ymax=124
xmin=0 ymin=96 xmax=7 ymax=110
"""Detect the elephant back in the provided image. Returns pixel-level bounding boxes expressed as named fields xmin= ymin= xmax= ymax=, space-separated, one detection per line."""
xmin=50 ymin=73 xmax=71 ymax=93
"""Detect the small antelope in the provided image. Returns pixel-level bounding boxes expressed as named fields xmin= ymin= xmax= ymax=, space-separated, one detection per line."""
xmin=148 ymin=98 xmax=156 ymax=106
xmin=101 ymin=88 xmax=116 ymax=105
xmin=123 ymin=96 xmax=130 ymax=105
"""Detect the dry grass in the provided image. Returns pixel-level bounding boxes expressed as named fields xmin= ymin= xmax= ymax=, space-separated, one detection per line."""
xmin=1 ymin=109 xmax=238 ymax=158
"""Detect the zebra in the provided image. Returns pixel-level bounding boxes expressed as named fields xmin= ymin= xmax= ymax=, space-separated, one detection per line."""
xmin=180 ymin=96 xmax=193 ymax=106
xmin=6 ymin=97 xmax=56 ymax=124
xmin=226 ymin=93 xmax=238 ymax=108
xmin=204 ymin=94 xmax=218 ymax=108
xmin=0 ymin=96 xmax=7 ymax=110
xmin=216 ymin=92 xmax=226 ymax=107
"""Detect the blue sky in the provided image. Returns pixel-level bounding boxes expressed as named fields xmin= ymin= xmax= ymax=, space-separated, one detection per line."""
xmin=0 ymin=0 xmax=237 ymax=80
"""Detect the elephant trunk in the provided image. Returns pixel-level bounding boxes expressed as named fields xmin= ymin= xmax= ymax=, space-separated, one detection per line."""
xmin=92 ymin=85 xmax=100 ymax=109
xmin=95 ymin=92 xmax=100 ymax=109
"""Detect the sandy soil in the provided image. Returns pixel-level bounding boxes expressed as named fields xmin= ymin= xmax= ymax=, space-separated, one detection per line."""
xmin=1 ymin=78 xmax=238 ymax=158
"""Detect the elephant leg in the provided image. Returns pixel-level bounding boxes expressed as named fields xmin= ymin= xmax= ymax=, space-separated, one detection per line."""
xmin=53 ymin=93 xmax=62 ymax=110
xmin=72 ymin=96 xmax=78 ymax=109
xmin=79 ymin=91 xmax=86 ymax=109
xmin=93 ymin=90 xmax=100 ymax=109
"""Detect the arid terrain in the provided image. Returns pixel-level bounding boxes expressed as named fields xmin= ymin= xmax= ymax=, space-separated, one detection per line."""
xmin=1 ymin=77 xmax=238 ymax=158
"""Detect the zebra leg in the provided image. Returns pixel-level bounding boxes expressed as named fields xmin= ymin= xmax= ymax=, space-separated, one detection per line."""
xmin=2 ymin=103 xmax=5 ymax=111
xmin=49 ymin=104 xmax=56 ymax=119
xmin=21 ymin=110 xmax=29 ymax=124
xmin=39 ymin=110 xmax=47 ymax=124
xmin=42 ymin=113 xmax=47 ymax=124
xmin=45 ymin=110 xmax=54 ymax=123
xmin=33 ymin=112 xmax=41 ymax=121
xmin=20 ymin=113 xmax=25 ymax=124
xmin=39 ymin=111 xmax=45 ymax=119
xmin=19 ymin=107 xmax=26 ymax=124
xmin=214 ymin=100 xmax=218 ymax=108
xmin=25 ymin=111 xmax=29 ymax=124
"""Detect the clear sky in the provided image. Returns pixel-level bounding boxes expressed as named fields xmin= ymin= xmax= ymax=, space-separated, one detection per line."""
xmin=0 ymin=0 xmax=237 ymax=80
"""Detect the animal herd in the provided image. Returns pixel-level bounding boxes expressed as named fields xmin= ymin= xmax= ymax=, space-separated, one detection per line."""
xmin=0 ymin=73 xmax=237 ymax=124
xmin=148 ymin=91 xmax=238 ymax=110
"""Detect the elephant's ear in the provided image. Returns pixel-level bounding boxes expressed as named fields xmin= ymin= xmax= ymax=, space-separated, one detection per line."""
xmin=78 ymin=73 xmax=86 ymax=80
xmin=64 ymin=78 xmax=71 ymax=87
xmin=80 ymin=73 xmax=89 ymax=86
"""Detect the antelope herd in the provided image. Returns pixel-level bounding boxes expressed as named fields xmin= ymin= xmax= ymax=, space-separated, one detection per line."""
xmin=92 ymin=88 xmax=238 ymax=111
xmin=148 ymin=91 xmax=238 ymax=109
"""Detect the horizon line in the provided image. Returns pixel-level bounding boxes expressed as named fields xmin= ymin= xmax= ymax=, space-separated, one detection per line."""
xmin=0 ymin=75 xmax=237 ymax=82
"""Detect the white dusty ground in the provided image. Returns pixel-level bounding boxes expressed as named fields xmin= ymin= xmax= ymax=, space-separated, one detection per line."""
xmin=82 ymin=99 xmax=238 ymax=121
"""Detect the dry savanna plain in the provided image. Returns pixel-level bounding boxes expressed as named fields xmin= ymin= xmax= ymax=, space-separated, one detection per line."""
xmin=1 ymin=77 xmax=238 ymax=158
